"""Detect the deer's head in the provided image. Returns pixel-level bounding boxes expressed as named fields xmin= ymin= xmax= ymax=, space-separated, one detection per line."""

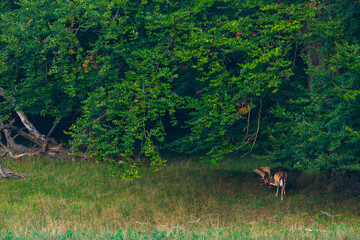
xmin=253 ymin=166 xmax=273 ymax=189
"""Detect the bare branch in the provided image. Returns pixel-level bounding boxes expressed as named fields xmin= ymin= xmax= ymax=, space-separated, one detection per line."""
xmin=243 ymin=103 xmax=251 ymax=142
xmin=113 ymin=8 xmax=121 ymax=22
xmin=0 ymin=87 xmax=45 ymax=143
xmin=12 ymin=151 xmax=41 ymax=160
xmin=46 ymin=117 xmax=62 ymax=138
xmin=241 ymin=99 xmax=262 ymax=157
xmin=0 ymin=124 xmax=43 ymax=147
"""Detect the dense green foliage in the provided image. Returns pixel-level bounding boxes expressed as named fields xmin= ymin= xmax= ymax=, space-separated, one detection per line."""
xmin=265 ymin=1 xmax=360 ymax=172
xmin=1 ymin=0 xmax=359 ymax=178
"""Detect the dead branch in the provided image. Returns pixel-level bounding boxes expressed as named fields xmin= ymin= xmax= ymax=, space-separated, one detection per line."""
xmin=241 ymin=99 xmax=262 ymax=157
xmin=0 ymin=87 xmax=45 ymax=143
xmin=0 ymin=165 xmax=26 ymax=179
xmin=243 ymin=102 xmax=251 ymax=142
xmin=46 ymin=117 xmax=62 ymax=138
xmin=12 ymin=151 xmax=41 ymax=160
xmin=0 ymin=124 xmax=43 ymax=147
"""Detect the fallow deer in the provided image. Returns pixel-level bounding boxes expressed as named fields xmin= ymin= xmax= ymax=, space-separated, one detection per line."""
xmin=253 ymin=166 xmax=288 ymax=200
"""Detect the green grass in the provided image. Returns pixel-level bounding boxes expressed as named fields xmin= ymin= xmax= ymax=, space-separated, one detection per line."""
xmin=0 ymin=155 xmax=359 ymax=239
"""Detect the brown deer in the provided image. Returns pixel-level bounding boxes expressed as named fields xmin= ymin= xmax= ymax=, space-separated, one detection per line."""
xmin=253 ymin=166 xmax=288 ymax=200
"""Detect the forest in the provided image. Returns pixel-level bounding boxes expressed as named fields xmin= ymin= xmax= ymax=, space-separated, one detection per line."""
xmin=1 ymin=0 xmax=359 ymax=179
xmin=0 ymin=0 xmax=360 ymax=238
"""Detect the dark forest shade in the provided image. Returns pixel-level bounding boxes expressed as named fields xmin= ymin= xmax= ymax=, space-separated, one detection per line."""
xmin=0 ymin=0 xmax=359 ymax=178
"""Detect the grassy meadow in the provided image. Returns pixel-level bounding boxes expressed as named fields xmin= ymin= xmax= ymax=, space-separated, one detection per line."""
xmin=0 ymin=155 xmax=359 ymax=239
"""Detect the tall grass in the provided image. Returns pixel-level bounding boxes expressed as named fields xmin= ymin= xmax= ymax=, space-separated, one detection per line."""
xmin=0 ymin=156 xmax=359 ymax=239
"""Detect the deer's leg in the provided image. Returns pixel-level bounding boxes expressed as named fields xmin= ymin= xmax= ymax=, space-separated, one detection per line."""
xmin=281 ymin=183 xmax=287 ymax=200
xmin=276 ymin=185 xmax=279 ymax=196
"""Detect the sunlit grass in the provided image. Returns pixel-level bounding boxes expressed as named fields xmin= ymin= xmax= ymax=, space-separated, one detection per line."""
xmin=0 ymin=155 xmax=359 ymax=239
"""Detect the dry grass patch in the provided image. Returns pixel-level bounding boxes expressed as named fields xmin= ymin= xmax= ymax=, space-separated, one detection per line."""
xmin=0 ymin=156 xmax=359 ymax=239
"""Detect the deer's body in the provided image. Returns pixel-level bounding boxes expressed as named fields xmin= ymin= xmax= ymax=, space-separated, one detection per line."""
xmin=254 ymin=167 xmax=288 ymax=200
xmin=269 ymin=171 xmax=288 ymax=200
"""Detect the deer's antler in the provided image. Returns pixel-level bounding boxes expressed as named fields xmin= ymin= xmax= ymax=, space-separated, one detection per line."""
xmin=253 ymin=168 xmax=267 ymax=183
xmin=254 ymin=167 xmax=272 ymax=187
xmin=260 ymin=166 xmax=271 ymax=177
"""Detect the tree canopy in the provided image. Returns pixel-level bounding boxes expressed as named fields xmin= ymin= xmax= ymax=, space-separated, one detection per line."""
xmin=1 ymin=0 xmax=359 ymax=179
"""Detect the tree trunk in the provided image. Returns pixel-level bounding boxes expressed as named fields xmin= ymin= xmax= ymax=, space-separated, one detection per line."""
xmin=304 ymin=43 xmax=324 ymax=93
xmin=15 ymin=109 xmax=46 ymax=143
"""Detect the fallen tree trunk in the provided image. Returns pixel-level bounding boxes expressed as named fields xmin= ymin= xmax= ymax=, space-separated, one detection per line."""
xmin=0 ymin=89 xmax=80 ymax=162
xmin=0 ymin=87 xmax=45 ymax=143
xmin=0 ymin=165 xmax=26 ymax=179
